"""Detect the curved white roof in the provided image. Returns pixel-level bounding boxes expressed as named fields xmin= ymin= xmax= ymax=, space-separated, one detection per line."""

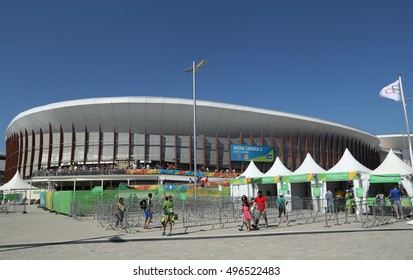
xmin=6 ymin=97 xmax=379 ymax=147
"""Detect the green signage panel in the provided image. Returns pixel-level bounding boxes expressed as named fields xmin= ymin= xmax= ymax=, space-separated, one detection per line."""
xmin=355 ymin=187 xmax=364 ymax=198
xmin=255 ymin=176 xmax=279 ymax=184
xmin=370 ymin=174 xmax=401 ymax=183
xmin=281 ymin=183 xmax=289 ymax=191
xmin=324 ymin=172 xmax=359 ymax=181
xmin=312 ymin=187 xmax=321 ymax=197
xmin=180 ymin=192 xmax=187 ymax=201
xmin=283 ymin=174 xmax=312 ymax=183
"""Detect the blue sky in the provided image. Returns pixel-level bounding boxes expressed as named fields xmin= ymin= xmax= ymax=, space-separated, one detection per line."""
xmin=1 ymin=0 xmax=413 ymax=153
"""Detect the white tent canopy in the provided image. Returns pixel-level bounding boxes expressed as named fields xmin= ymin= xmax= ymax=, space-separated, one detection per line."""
xmin=327 ymin=148 xmax=372 ymax=174
xmin=264 ymin=157 xmax=293 ymax=176
xmin=237 ymin=161 xmax=264 ymax=178
xmin=293 ymin=153 xmax=326 ymax=174
xmin=0 ymin=171 xmax=36 ymax=191
xmin=370 ymin=149 xmax=413 ymax=176
xmin=369 ymin=149 xmax=413 ymax=197
xmin=231 ymin=161 xmax=263 ymax=198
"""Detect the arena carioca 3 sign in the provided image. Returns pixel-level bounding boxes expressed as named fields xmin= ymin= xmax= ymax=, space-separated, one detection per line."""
xmin=230 ymin=144 xmax=274 ymax=162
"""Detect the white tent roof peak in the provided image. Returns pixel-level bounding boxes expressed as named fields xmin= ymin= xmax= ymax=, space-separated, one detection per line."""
xmin=327 ymin=148 xmax=372 ymax=174
xmin=370 ymin=149 xmax=413 ymax=176
xmin=264 ymin=157 xmax=293 ymax=176
xmin=237 ymin=161 xmax=264 ymax=178
xmin=293 ymin=153 xmax=326 ymax=174
xmin=0 ymin=170 xmax=36 ymax=191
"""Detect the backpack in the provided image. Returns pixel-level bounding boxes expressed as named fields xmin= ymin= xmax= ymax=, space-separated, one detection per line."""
xmin=139 ymin=199 xmax=147 ymax=210
xmin=325 ymin=192 xmax=331 ymax=200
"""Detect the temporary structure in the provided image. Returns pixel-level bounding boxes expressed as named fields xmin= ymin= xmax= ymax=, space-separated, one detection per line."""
xmin=321 ymin=149 xmax=372 ymax=212
xmin=279 ymin=154 xmax=326 ymax=210
xmin=369 ymin=149 xmax=413 ymax=197
xmin=264 ymin=157 xmax=293 ymax=176
xmin=294 ymin=153 xmax=326 ymax=175
xmin=255 ymin=157 xmax=293 ymax=197
xmin=327 ymin=148 xmax=372 ymax=174
xmin=0 ymin=171 xmax=37 ymax=203
xmin=230 ymin=161 xmax=263 ymax=198
xmin=237 ymin=160 xmax=264 ymax=178
xmin=0 ymin=171 xmax=35 ymax=191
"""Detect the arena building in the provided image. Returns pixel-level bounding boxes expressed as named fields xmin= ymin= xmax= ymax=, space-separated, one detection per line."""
xmin=4 ymin=97 xmax=381 ymax=189
xmin=0 ymin=153 xmax=5 ymax=185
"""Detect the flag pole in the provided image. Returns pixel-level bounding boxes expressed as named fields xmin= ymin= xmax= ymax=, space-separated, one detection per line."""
xmin=399 ymin=74 xmax=413 ymax=166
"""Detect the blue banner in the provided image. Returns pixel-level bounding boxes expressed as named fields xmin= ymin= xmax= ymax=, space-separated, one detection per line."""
xmin=230 ymin=144 xmax=274 ymax=162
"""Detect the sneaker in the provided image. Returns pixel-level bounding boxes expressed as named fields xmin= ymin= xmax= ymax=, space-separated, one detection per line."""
xmin=167 ymin=233 xmax=172 ymax=236
xmin=238 ymin=228 xmax=243 ymax=231
xmin=162 ymin=232 xmax=166 ymax=236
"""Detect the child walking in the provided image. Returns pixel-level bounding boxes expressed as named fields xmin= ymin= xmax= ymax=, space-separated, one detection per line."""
xmin=243 ymin=197 xmax=252 ymax=231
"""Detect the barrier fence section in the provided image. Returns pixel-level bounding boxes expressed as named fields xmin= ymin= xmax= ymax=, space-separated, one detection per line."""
xmin=322 ymin=197 xmax=413 ymax=228
xmin=92 ymin=196 xmax=348 ymax=233
xmin=54 ymin=194 xmax=413 ymax=233
xmin=0 ymin=203 xmax=27 ymax=214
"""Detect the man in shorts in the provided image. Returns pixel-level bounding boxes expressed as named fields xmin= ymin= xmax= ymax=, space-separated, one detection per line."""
xmin=389 ymin=185 xmax=403 ymax=219
xmin=254 ymin=190 xmax=268 ymax=228
xmin=143 ymin=193 xmax=153 ymax=229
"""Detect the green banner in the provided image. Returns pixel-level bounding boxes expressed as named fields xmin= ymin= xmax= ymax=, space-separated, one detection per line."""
xmin=230 ymin=178 xmax=248 ymax=185
xmin=254 ymin=176 xmax=279 ymax=184
xmin=283 ymin=174 xmax=313 ymax=183
xmin=281 ymin=183 xmax=289 ymax=191
xmin=321 ymin=172 xmax=359 ymax=181
xmin=370 ymin=174 xmax=401 ymax=183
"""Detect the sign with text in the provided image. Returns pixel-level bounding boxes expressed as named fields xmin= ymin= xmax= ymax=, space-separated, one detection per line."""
xmin=230 ymin=144 xmax=274 ymax=162
xmin=369 ymin=174 xmax=401 ymax=183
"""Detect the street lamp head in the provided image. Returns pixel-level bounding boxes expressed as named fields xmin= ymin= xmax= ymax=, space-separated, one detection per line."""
xmin=183 ymin=59 xmax=207 ymax=72
xmin=195 ymin=59 xmax=207 ymax=69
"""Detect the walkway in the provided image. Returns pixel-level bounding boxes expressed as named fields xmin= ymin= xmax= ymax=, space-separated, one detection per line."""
xmin=1 ymin=205 xmax=413 ymax=260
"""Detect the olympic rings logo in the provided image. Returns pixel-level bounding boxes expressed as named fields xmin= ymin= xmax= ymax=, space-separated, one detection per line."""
xmin=384 ymin=85 xmax=400 ymax=95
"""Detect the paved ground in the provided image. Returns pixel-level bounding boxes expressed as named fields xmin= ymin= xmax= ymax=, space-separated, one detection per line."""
xmin=1 ymin=205 xmax=413 ymax=260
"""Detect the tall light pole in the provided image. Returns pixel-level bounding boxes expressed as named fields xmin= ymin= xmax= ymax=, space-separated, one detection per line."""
xmin=184 ymin=59 xmax=207 ymax=201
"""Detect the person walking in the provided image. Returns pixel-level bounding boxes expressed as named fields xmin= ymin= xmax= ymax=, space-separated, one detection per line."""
xmin=278 ymin=194 xmax=287 ymax=222
xmin=115 ymin=197 xmax=125 ymax=227
xmin=242 ymin=197 xmax=253 ymax=232
xmin=143 ymin=193 xmax=153 ymax=229
xmin=161 ymin=194 xmax=174 ymax=236
xmin=254 ymin=190 xmax=268 ymax=228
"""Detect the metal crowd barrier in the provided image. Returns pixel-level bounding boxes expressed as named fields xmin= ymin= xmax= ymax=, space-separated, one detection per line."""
xmin=0 ymin=203 xmax=27 ymax=214
xmin=91 ymin=196 xmax=413 ymax=233
xmin=70 ymin=201 xmax=83 ymax=221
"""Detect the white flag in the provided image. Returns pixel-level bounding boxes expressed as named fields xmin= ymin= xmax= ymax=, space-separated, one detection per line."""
xmin=379 ymin=80 xmax=401 ymax=101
